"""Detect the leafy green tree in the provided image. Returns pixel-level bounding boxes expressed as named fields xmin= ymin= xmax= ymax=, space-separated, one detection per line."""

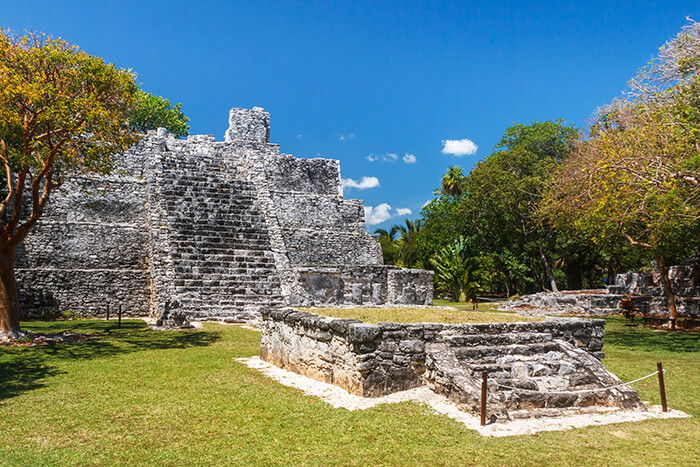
xmin=395 ymin=218 xmax=423 ymax=268
xmin=544 ymin=21 xmax=700 ymax=323
xmin=461 ymin=120 xmax=580 ymax=293
xmin=374 ymin=226 xmax=399 ymax=265
xmin=0 ymin=30 xmax=139 ymax=338
xmin=130 ymin=89 xmax=189 ymax=137
xmin=430 ymin=236 xmax=481 ymax=301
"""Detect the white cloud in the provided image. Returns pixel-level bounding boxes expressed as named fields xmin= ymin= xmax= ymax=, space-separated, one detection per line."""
xmin=364 ymin=203 xmax=393 ymax=225
xmin=422 ymin=199 xmax=432 ymax=208
xmin=403 ymin=153 xmax=416 ymax=164
xmin=442 ymin=138 xmax=478 ymax=156
xmin=364 ymin=204 xmax=413 ymax=225
xmin=341 ymin=176 xmax=380 ymax=191
xmin=366 ymin=153 xmax=399 ymax=163
xmin=296 ymin=134 xmax=303 ymax=141
xmin=339 ymin=133 xmax=355 ymax=141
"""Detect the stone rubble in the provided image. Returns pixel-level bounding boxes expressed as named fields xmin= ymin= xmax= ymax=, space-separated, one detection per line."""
xmin=500 ymin=262 xmax=700 ymax=318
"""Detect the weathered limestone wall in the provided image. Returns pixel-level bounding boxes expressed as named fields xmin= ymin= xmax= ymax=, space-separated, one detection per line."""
xmin=15 ymin=107 xmax=434 ymax=321
xmin=260 ymin=309 xmax=618 ymax=396
xmin=15 ymin=149 xmax=153 ymax=318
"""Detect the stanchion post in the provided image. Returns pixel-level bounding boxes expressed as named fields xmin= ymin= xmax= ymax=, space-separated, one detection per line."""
xmin=657 ymin=362 xmax=667 ymax=412
xmin=118 ymin=304 xmax=122 ymax=329
xmin=106 ymin=302 xmax=109 ymax=321
xmin=480 ymin=371 xmax=487 ymax=426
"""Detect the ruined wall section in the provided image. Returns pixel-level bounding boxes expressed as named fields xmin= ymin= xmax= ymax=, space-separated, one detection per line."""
xmin=261 ymin=310 xmax=644 ymax=417
xmin=15 ymin=146 xmax=153 ymax=317
xmin=144 ymin=130 xmax=285 ymax=323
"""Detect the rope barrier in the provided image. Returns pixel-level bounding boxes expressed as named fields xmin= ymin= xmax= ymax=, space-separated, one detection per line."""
xmin=495 ymin=369 xmax=665 ymax=395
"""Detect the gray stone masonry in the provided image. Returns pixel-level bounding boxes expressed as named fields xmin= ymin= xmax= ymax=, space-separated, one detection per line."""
xmin=15 ymin=107 xmax=433 ymax=322
xmin=501 ymin=261 xmax=700 ymax=318
xmin=260 ymin=309 xmax=644 ymax=419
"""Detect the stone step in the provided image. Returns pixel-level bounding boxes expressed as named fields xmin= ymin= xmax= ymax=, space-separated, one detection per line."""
xmin=454 ymin=342 xmax=561 ymax=361
xmin=443 ymin=332 xmax=553 ymax=347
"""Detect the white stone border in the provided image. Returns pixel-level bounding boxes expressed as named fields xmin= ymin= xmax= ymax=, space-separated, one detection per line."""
xmin=237 ymin=356 xmax=690 ymax=438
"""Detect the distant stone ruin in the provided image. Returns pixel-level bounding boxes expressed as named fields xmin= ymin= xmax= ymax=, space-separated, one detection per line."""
xmin=260 ymin=310 xmax=644 ymax=419
xmin=15 ymin=107 xmax=433 ymax=324
xmin=501 ymin=262 xmax=700 ymax=319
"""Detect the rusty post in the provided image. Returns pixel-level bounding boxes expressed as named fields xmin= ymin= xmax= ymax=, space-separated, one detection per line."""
xmin=106 ymin=302 xmax=109 ymax=321
xmin=657 ymin=362 xmax=667 ymax=412
xmin=480 ymin=370 xmax=487 ymax=426
xmin=118 ymin=304 xmax=122 ymax=329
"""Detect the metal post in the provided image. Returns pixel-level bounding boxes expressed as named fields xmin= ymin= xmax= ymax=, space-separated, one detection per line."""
xmin=106 ymin=302 xmax=109 ymax=321
xmin=118 ymin=304 xmax=122 ymax=329
xmin=480 ymin=371 xmax=487 ymax=426
xmin=657 ymin=362 xmax=667 ymax=412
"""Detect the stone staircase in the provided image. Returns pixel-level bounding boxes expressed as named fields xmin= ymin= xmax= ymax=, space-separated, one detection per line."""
xmin=424 ymin=328 xmax=644 ymax=419
xmin=150 ymin=141 xmax=284 ymax=323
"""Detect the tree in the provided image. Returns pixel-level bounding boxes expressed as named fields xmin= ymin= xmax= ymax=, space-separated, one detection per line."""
xmin=544 ymin=21 xmax=700 ymax=324
xmin=440 ymin=165 xmax=466 ymax=198
xmin=374 ymin=226 xmax=399 ymax=265
xmin=129 ymin=89 xmax=189 ymax=138
xmin=0 ymin=30 xmax=138 ymax=338
xmin=395 ymin=218 xmax=423 ymax=268
xmin=461 ymin=121 xmax=580 ymax=293
xmin=430 ymin=236 xmax=481 ymax=302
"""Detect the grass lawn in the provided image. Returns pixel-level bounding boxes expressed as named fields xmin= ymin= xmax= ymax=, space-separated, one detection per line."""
xmin=299 ymin=306 xmax=543 ymax=324
xmin=0 ymin=317 xmax=698 ymax=466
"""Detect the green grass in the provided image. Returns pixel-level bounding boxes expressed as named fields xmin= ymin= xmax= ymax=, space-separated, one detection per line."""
xmin=301 ymin=306 xmax=543 ymax=324
xmin=0 ymin=318 xmax=698 ymax=466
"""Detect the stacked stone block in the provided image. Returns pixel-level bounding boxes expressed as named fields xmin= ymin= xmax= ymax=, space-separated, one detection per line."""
xmin=15 ymin=107 xmax=434 ymax=322
xmin=260 ymin=309 xmax=644 ymax=417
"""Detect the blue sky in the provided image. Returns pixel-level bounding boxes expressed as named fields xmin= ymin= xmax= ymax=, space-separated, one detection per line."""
xmin=4 ymin=1 xmax=700 ymax=230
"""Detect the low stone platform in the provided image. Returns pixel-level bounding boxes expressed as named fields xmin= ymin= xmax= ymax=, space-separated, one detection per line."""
xmin=259 ymin=309 xmax=644 ymax=419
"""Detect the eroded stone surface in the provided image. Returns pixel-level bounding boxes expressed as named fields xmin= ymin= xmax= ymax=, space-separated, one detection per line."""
xmin=260 ymin=309 xmax=643 ymax=417
xmin=15 ymin=108 xmax=433 ymax=322
xmin=501 ymin=262 xmax=700 ymax=318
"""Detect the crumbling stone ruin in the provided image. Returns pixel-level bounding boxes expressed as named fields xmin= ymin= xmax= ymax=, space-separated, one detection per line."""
xmin=15 ymin=107 xmax=433 ymax=324
xmin=501 ymin=262 xmax=700 ymax=319
xmin=260 ymin=309 xmax=644 ymax=419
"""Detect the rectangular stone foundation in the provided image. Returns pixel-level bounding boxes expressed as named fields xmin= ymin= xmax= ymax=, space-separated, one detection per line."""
xmin=260 ymin=309 xmax=605 ymax=397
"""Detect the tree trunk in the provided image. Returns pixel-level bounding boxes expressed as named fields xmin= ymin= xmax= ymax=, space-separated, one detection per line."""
xmin=565 ymin=263 xmax=583 ymax=290
xmin=0 ymin=247 xmax=21 ymax=338
xmin=656 ymin=254 xmax=679 ymax=326
xmin=538 ymin=246 xmax=559 ymax=292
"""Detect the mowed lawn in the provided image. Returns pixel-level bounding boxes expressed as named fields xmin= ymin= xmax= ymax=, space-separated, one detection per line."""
xmin=0 ymin=316 xmax=698 ymax=466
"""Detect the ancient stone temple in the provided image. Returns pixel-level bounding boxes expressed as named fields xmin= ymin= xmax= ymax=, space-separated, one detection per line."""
xmin=15 ymin=107 xmax=433 ymax=324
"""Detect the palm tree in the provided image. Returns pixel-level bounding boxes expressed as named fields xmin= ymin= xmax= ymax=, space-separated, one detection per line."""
xmin=374 ymin=226 xmax=399 ymax=265
xmin=430 ymin=236 xmax=481 ymax=302
xmin=441 ymin=166 xmax=466 ymax=198
xmin=395 ymin=219 xmax=423 ymax=268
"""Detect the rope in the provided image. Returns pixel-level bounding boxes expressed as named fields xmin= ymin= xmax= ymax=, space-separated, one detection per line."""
xmin=494 ymin=369 xmax=665 ymax=395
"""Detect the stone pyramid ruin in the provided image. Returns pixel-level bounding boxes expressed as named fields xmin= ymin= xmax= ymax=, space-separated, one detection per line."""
xmin=15 ymin=107 xmax=433 ymax=324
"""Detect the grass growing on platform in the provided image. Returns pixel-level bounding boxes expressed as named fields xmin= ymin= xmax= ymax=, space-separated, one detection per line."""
xmin=0 ymin=318 xmax=698 ymax=466
xmin=300 ymin=306 xmax=543 ymax=324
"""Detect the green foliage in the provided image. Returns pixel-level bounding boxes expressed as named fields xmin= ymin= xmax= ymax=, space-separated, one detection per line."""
xmin=0 ymin=29 xmax=140 ymax=335
xmin=129 ymin=89 xmax=189 ymax=137
xmin=440 ymin=165 xmax=466 ymax=197
xmin=430 ymin=236 xmax=481 ymax=301
xmin=376 ymin=219 xmax=424 ymax=268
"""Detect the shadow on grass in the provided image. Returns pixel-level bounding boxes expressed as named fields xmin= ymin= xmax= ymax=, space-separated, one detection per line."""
xmin=604 ymin=317 xmax=700 ymax=353
xmin=0 ymin=320 xmax=221 ymax=402
xmin=0 ymin=353 xmax=61 ymax=401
